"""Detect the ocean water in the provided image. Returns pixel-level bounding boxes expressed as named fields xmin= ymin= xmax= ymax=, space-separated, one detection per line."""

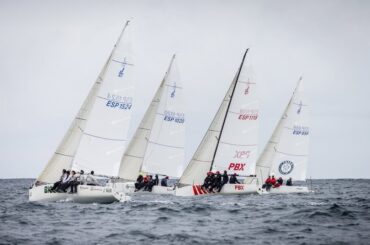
xmin=0 ymin=179 xmax=369 ymax=245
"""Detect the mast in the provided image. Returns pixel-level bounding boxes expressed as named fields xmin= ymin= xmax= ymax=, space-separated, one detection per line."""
xmin=115 ymin=20 xmax=130 ymax=48
xmin=209 ymin=49 xmax=249 ymax=171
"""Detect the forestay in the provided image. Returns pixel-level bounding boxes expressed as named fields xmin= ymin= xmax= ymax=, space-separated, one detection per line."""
xmin=256 ymin=78 xmax=309 ymax=184
xmin=179 ymin=49 xmax=257 ymax=186
xmin=71 ymin=22 xmax=135 ymax=177
xmin=36 ymin=22 xmax=132 ymax=184
xmin=141 ymin=56 xmax=185 ymax=178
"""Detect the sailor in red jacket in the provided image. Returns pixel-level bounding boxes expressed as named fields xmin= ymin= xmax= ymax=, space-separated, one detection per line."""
xmin=262 ymin=175 xmax=272 ymax=190
xmin=265 ymin=176 xmax=271 ymax=185
xmin=274 ymin=177 xmax=283 ymax=188
xmin=270 ymin=174 xmax=277 ymax=186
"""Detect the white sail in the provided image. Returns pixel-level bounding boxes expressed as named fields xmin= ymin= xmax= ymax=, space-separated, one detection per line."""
xmin=256 ymin=78 xmax=309 ymax=183
xmin=179 ymin=49 xmax=257 ymax=186
xmin=35 ymin=22 xmax=131 ymax=184
xmin=211 ymin=61 xmax=258 ymax=176
xmin=141 ymin=56 xmax=185 ymax=178
xmin=71 ymin=22 xmax=135 ymax=177
xmin=117 ymin=70 xmax=168 ymax=181
xmin=118 ymin=56 xmax=181 ymax=181
xmin=36 ymin=78 xmax=103 ymax=184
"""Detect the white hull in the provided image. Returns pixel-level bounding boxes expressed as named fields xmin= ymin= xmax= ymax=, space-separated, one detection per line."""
xmin=114 ymin=182 xmax=175 ymax=195
xmin=29 ymin=184 xmax=127 ymax=204
xmin=175 ymin=183 xmax=258 ymax=197
xmin=258 ymin=185 xmax=310 ymax=194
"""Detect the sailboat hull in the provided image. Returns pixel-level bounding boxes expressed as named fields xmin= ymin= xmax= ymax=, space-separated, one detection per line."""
xmin=258 ymin=185 xmax=310 ymax=194
xmin=175 ymin=183 xmax=258 ymax=197
xmin=29 ymin=184 xmax=122 ymax=204
xmin=113 ymin=182 xmax=175 ymax=195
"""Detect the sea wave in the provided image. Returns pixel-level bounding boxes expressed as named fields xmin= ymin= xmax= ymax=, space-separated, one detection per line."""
xmin=0 ymin=179 xmax=370 ymax=244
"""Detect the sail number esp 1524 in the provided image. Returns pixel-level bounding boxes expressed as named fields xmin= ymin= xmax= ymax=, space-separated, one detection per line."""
xmin=106 ymin=93 xmax=133 ymax=110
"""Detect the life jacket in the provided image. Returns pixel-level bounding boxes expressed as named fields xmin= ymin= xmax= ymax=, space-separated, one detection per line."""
xmin=270 ymin=177 xmax=276 ymax=185
xmin=273 ymin=183 xmax=281 ymax=188
xmin=265 ymin=177 xmax=271 ymax=184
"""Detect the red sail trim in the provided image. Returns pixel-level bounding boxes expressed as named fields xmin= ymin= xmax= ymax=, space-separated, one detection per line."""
xmin=196 ymin=185 xmax=204 ymax=195
xmin=192 ymin=185 xmax=199 ymax=195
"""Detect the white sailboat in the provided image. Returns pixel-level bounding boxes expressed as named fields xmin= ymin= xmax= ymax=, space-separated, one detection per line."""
xmin=175 ymin=49 xmax=259 ymax=196
xmin=114 ymin=55 xmax=185 ymax=195
xmin=29 ymin=21 xmax=134 ymax=203
xmin=256 ymin=77 xmax=310 ymax=194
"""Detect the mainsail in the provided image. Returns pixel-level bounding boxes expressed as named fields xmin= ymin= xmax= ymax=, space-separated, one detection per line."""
xmin=118 ymin=55 xmax=185 ymax=181
xmin=256 ymin=77 xmax=309 ymax=184
xmin=36 ymin=21 xmax=133 ymax=183
xmin=179 ymin=49 xmax=259 ymax=186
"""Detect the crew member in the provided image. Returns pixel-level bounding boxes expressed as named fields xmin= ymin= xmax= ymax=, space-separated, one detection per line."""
xmin=270 ymin=174 xmax=276 ymax=186
xmin=212 ymin=171 xmax=222 ymax=192
xmin=262 ymin=175 xmax=271 ymax=189
xmin=69 ymin=170 xmax=84 ymax=193
xmin=274 ymin=177 xmax=283 ymax=188
xmin=60 ymin=170 xmax=73 ymax=192
xmin=154 ymin=174 xmax=159 ymax=186
xmin=202 ymin=172 xmax=212 ymax=191
xmin=51 ymin=169 xmax=66 ymax=192
xmin=143 ymin=175 xmax=150 ymax=191
xmin=229 ymin=173 xmax=240 ymax=184
xmin=286 ymin=177 xmax=293 ymax=186
xmin=66 ymin=171 xmax=79 ymax=193
xmin=86 ymin=171 xmax=99 ymax=186
xmin=219 ymin=170 xmax=229 ymax=192
xmin=161 ymin=176 xmax=169 ymax=187
xmin=146 ymin=175 xmax=156 ymax=192
xmin=135 ymin=174 xmax=143 ymax=191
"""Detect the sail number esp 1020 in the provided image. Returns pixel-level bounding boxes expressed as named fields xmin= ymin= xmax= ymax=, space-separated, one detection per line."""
xmin=164 ymin=110 xmax=185 ymax=123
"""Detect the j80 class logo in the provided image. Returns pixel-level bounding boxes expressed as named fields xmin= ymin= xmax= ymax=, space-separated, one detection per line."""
xmin=278 ymin=160 xmax=294 ymax=175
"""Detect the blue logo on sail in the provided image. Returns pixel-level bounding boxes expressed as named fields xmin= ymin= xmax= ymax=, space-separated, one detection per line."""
xmin=170 ymin=83 xmax=176 ymax=98
xmin=297 ymin=101 xmax=303 ymax=114
xmin=293 ymin=125 xmax=309 ymax=135
xmin=105 ymin=93 xmax=133 ymax=110
xmin=118 ymin=57 xmax=127 ymax=78
xmin=164 ymin=110 xmax=184 ymax=123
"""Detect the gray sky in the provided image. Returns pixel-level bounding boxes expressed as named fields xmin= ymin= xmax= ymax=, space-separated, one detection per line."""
xmin=0 ymin=0 xmax=369 ymax=179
